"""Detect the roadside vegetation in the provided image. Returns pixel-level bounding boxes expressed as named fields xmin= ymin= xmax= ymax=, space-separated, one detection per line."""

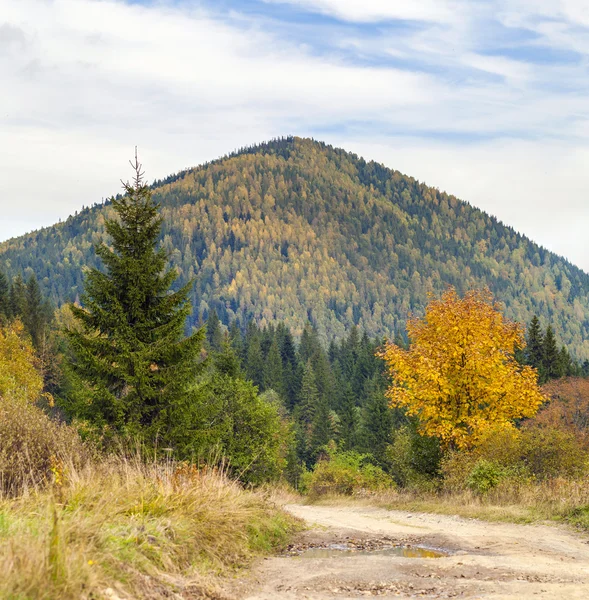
xmin=301 ymin=291 xmax=589 ymax=532
xmin=3 ymin=155 xmax=589 ymax=598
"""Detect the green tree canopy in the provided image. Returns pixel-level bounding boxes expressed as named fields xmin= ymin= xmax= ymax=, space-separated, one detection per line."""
xmin=65 ymin=154 xmax=204 ymax=437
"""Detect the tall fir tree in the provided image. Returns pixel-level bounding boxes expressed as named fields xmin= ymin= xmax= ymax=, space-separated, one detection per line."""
xmin=297 ymin=360 xmax=319 ymax=427
xmin=24 ymin=275 xmax=45 ymax=347
xmin=205 ymin=308 xmax=223 ymax=352
xmin=310 ymin=394 xmax=333 ymax=460
xmin=361 ymin=376 xmax=394 ymax=467
xmin=245 ymin=329 xmax=264 ymax=388
xmin=525 ymin=315 xmax=545 ymax=374
xmin=263 ymin=335 xmax=284 ymax=396
xmin=0 ymin=272 xmax=9 ymax=319
xmin=543 ymin=325 xmax=562 ymax=381
xmin=338 ymin=382 xmax=358 ymax=450
xmin=66 ymin=154 xmax=204 ymax=434
xmin=9 ymin=274 xmax=26 ymax=319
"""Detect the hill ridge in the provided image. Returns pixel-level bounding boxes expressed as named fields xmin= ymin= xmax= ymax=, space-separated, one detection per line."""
xmin=2 ymin=136 xmax=589 ymax=358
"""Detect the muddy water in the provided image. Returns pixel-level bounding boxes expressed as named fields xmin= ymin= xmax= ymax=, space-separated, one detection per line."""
xmin=298 ymin=544 xmax=447 ymax=559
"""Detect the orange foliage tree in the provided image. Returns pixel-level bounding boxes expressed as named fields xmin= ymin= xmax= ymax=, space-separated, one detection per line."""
xmin=532 ymin=377 xmax=589 ymax=449
xmin=379 ymin=288 xmax=545 ymax=449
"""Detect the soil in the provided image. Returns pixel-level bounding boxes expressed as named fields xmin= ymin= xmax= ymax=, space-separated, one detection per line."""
xmin=237 ymin=503 xmax=589 ymax=599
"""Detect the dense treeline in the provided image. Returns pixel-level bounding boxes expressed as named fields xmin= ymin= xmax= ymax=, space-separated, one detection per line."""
xmin=524 ymin=315 xmax=587 ymax=382
xmin=208 ymin=314 xmax=395 ymax=473
xmin=2 ymin=138 xmax=589 ymax=358
xmin=206 ymin=309 xmax=585 ymax=482
xmin=0 ymin=272 xmax=53 ymax=346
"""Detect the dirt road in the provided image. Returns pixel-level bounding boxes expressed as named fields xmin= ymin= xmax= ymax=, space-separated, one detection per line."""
xmin=243 ymin=504 xmax=589 ymax=599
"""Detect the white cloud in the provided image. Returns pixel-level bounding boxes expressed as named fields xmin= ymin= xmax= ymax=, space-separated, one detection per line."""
xmin=262 ymin=0 xmax=461 ymax=24
xmin=2 ymin=0 xmax=589 ymax=272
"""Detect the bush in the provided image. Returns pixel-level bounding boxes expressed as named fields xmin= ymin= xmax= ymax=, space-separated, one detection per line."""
xmin=467 ymin=460 xmax=506 ymax=495
xmin=300 ymin=444 xmax=395 ymax=496
xmin=519 ymin=426 xmax=587 ymax=480
xmin=0 ymin=400 xmax=87 ymax=496
xmin=386 ymin=426 xmax=442 ymax=490
xmin=171 ymin=372 xmax=290 ymax=485
xmin=441 ymin=424 xmax=588 ymax=491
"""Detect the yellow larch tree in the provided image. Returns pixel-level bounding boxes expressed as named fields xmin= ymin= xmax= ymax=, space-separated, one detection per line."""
xmin=379 ymin=288 xmax=545 ymax=450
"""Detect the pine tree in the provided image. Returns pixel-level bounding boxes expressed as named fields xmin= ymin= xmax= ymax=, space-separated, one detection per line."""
xmin=9 ymin=274 xmax=26 ymax=319
xmin=297 ymin=360 xmax=318 ymax=427
xmin=24 ymin=275 xmax=44 ymax=347
xmin=525 ymin=316 xmax=544 ymax=372
xmin=310 ymin=395 xmax=333 ymax=460
xmin=338 ymin=382 xmax=358 ymax=450
xmin=543 ymin=325 xmax=562 ymax=381
xmin=263 ymin=335 xmax=284 ymax=396
xmin=66 ymin=154 xmax=204 ymax=434
xmin=0 ymin=272 xmax=9 ymax=319
xmin=361 ymin=376 xmax=394 ymax=466
xmin=205 ymin=308 xmax=223 ymax=352
xmin=245 ymin=330 xmax=264 ymax=388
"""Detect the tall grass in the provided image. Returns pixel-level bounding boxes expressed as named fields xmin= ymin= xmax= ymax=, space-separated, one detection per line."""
xmin=0 ymin=454 xmax=299 ymax=599
xmin=309 ymin=477 xmax=589 ymax=529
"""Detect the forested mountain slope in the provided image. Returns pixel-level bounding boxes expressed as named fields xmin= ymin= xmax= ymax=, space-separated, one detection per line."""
xmin=2 ymin=137 xmax=589 ymax=357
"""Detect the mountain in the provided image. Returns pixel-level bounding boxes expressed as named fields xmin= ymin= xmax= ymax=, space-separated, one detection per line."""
xmin=2 ymin=137 xmax=589 ymax=358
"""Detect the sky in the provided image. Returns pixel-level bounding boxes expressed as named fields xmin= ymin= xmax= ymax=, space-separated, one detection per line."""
xmin=2 ymin=0 xmax=589 ymax=270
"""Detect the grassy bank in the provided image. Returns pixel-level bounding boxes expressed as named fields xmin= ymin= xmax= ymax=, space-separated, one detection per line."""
xmin=0 ymin=455 xmax=299 ymax=600
xmin=305 ymin=477 xmax=589 ymax=530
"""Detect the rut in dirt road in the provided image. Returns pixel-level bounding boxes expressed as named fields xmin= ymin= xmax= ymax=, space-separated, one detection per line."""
xmin=243 ymin=504 xmax=589 ymax=600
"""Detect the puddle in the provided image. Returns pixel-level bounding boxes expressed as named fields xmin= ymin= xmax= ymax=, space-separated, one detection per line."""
xmin=297 ymin=544 xmax=447 ymax=559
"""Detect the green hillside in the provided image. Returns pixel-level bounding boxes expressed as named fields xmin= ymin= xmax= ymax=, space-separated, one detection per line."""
xmin=2 ymin=137 xmax=589 ymax=357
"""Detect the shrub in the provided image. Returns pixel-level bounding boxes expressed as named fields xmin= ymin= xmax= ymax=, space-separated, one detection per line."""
xmin=519 ymin=426 xmax=588 ymax=480
xmin=387 ymin=426 xmax=442 ymax=489
xmin=300 ymin=444 xmax=395 ymax=496
xmin=0 ymin=400 xmax=87 ymax=496
xmin=467 ymin=460 xmax=506 ymax=495
xmin=441 ymin=424 xmax=588 ymax=491
xmin=172 ymin=372 xmax=290 ymax=485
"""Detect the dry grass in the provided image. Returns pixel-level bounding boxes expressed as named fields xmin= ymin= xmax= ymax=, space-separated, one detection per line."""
xmin=305 ymin=477 xmax=589 ymax=529
xmin=0 ymin=455 xmax=300 ymax=600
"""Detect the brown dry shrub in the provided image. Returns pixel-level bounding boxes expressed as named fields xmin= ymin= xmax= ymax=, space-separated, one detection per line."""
xmin=0 ymin=399 xmax=87 ymax=496
xmin=535 ymin=377 xmax=589 ymax=449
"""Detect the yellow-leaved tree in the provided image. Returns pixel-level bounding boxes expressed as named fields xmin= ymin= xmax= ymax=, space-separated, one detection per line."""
xmin=0 ymin=320 xmax=43 ymax=405
xmin=379 ymin=288 xmax=545 ymax=449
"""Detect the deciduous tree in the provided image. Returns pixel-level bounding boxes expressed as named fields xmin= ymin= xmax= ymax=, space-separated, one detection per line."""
xmin=379 ymin=288 xmax=545 ymax=449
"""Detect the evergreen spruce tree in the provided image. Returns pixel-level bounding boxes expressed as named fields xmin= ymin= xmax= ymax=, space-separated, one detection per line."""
xmin=277 ymin=324 xmax=300 ymax=409
xmin=310 ymin=395 xmax=333 ymax=460
xmin=263 ymin=336 xmax=284 ymax=396
xmin=543 ymin=325 xmax=562 ymax=381
xmin=228 ymin=320 xmax=243 ymax=362
xmin=338 ymin=382 xmax=358 ymax=450
xmin=205 ymin=308 xmax=223 ymax=352
xmin=66 ymin=154 xmax=204 ymax=435
xmin=361 ymin=376 xmax=394 ymax=466
xmin=24 ymin=275 xmax=44 ymax=347
xmin=297 ymin=360 xmax=318 ymax=427
xmin=0 ymin=272 xmax=9 ymax=319
xmin=245 ymin=330 xmax=264 ymax=388
xmin=525 ymin=316 xmax=545 ymax=372
xmin=558 ymin=345 xmax=574 ymax=378
xmin=9 ymin=274 xmax=26 ymax=319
